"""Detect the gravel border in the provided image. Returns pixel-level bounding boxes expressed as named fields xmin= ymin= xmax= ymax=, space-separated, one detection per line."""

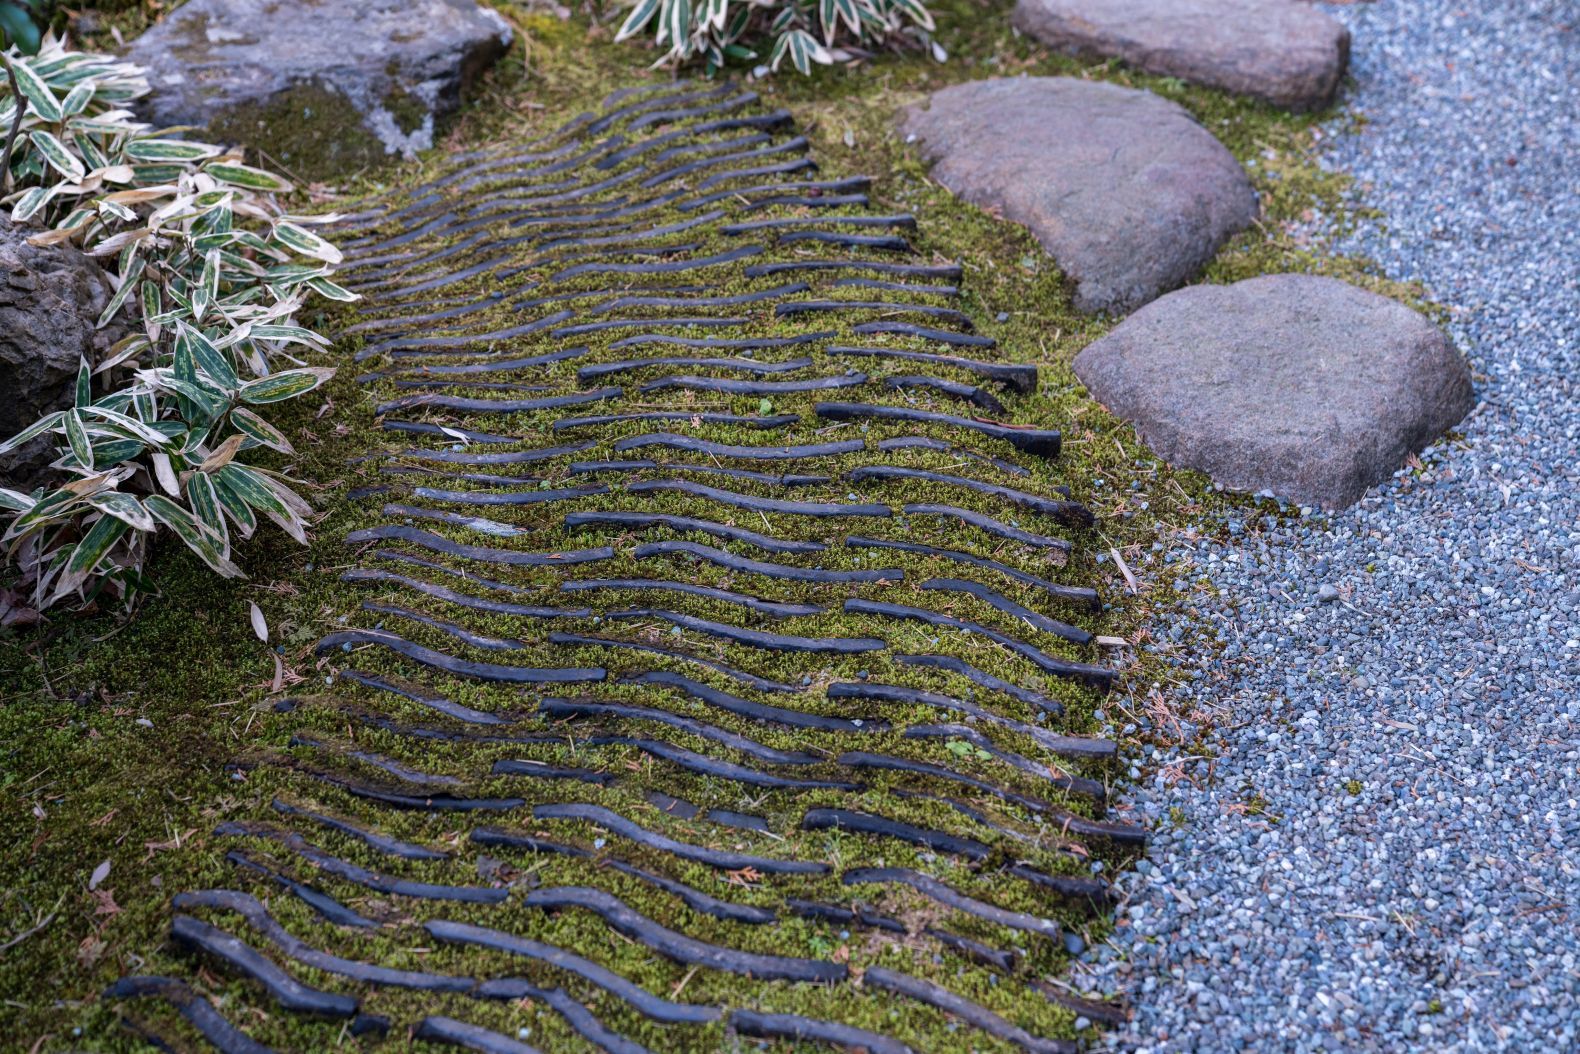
xmin=1091 ymin=2 xmax=1579 ymax=1050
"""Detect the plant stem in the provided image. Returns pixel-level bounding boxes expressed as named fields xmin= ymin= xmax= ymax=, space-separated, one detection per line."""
xmin=0 ymin=51 xmax=26 ymax=195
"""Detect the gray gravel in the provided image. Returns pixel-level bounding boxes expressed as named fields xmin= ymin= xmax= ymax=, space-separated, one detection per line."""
xmin=1088 ymin=2 xmax=1579 ymax=1050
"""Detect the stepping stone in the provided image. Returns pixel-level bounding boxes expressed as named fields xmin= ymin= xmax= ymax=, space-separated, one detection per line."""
xmin=900 ymin=77 xmax=1257 ymax=316
xmin=124 ymin=0 xmax=513 ymax=179
xmin=1073 ymin=274 xmax=1473 ymax=509
xmin=1012 ymin=0 xmax=1350 ymax=112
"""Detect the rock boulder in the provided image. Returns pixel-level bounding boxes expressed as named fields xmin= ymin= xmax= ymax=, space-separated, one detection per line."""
xmin=1072 ymin=274 xmax=1474 ymax=509
xmin=124 ymin=0 xmax=513 ymax=179
xmin=0 ymin=219 xmax=124 ymax=488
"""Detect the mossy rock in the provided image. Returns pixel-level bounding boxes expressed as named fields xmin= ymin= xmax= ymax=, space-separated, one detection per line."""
xmin=122 ymin=0 xmax=514 ymax=180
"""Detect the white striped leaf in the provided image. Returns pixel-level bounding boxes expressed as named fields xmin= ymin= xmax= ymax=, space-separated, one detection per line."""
xmin=144 ymin=495 xmax=242 ymax=577
xmin=88 ymin=491 xmax=156 ymax=533
xmin=230 ymin=407 xmax=294 ymax=454
xmin=60 ymin=78 xmax=97 ymax=116
xmin=185 ymin=471 xmax=230 ymax=558
xmin=203 ymin=161 xmax=292 ymax=193
xmin=220 ymin=463 xmax=306 ymax=544
xmin=11 ymin=184 xmax=55 ymax=223
xmin=95 ymin=255 xmax=144 ymax=329
xmin=271 ymin=221 xmax=342 ymax=264
xmin=616 ymin=0 xmax=662 ymax=41
xmin=75 ymin=356 xmax=92 ymax=407
xmin=304 ymin=276 xmax=358 ymax=302
xmin=65 ymin=514 xmax=129 ymax=576
xmin=180 ymin=323 xmax=240 ymax=391
xmin=29 ymin=130 xmax=86 ymax=181
xmin=0 ymin=411 xmax=66 ymax=458
xmin=8 ymin=58 xmax=63 ymax=122
xmin=123 ymin=138 xmax=224 ymax=162
xmin=65 ymin=410 xmax=93 ymax=470
xmin=238 ymin=367 xmax=334 ymax=405
xmin=0 ymin=487 xmax=34 ymax=513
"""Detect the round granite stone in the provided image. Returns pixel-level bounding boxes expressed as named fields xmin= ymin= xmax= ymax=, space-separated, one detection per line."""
xmin=1073 ymin=273 xmax=1474 ymax=508
xmin=900 ymin=77 xmax=1257 ymax=316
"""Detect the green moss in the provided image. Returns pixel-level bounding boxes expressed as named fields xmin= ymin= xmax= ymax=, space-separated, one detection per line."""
xmin=205 ymin=80 xmax=388 ymax=181
xmin=383 ymin=83 xmax=430 ymax=138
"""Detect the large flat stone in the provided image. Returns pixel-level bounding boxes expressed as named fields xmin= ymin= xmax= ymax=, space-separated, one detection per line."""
xmin=124 ymin=0 xmax=513 ymax=179
xmin=1012 ymin=0 xmax=1350 ymax=112
xmin=900 ymin=77 xmax=1256 ymax=316
xmin=1073 ymin=274 xmax=1473 ymax=509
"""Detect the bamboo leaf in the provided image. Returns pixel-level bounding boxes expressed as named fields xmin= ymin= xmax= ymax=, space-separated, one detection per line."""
xmin=249 ymin=601 xmax=268 ymax=642
xmin=889 ymin=0 xmax=933 ymax=28
xmin=150 ymin=450 xmax=179 ymax=496
xmin=65 ymin=409 xmax=93 ymax=470
xmin=140 ymin=282 xmax=162 ymax=341
xmin=11 ymin=184 xmax=55 ymax=223
xmin=75 ymin=356 xmax=92 ymax=407
xmin=212 ymin=473 xmax=257 ymax=537
xmin=25 ymin=225 xmax=79 ymax=246
xmin=203 ymin=161 xmax=293 ymax=193
xmin=88 ymin=491 xmax=155 ymax=532
xmin=181 ymin=323 xmax=240 ymax=390
xmin=238 ymin=367 xmax=334 ymax=405
xmin=94 ymin=254 xmax=144 ymax=329
xmin=3 ymin=487 xmax=83 ymax=543
xmin=0 ymin=411 xmax=66 ymax=458
xmin=616 ymin=0 xmax=662 ymax=41
xmin=123 ymin=138 xmax=224 ymax=162
xmin=304 ymin=276 xmax=358 ymax=302
xmin=665 ymin=0 xmax=691 ymax=51
xmin=0 ymin=487 xmax=35 ymax=513
xmin=144 ymin=494 xmax=242 ymax=577
xmin=198 ymin=433 xmax=245 ymax=473
xmin=60 ymin=78 xmax=96 ymax=116
xmin=66 ymin=514 xmax=129 ymax=576
xmin=219 ymin=463 xmax=306 ymax=544
xmin=271 ymin=221 xmax=342 ymax=265
xmin=79 ymin=404 xmax=167 ymax=446
xmin=250 ymin=324 xmax=331 ymax=348
xmin=193 ymin=248 xmax=220 ymax=321
xmin=29 ymin=129 xmax=86 ymax=181
xmin=230 ymin=407 xmax=295 ymax=454
xmin=8 ymin=56 xmax=63 ymax=122
xmin=185 ymin=470 xmax=230 ymax=557
xmin=96 ymin=334 xmax=149 ymax=374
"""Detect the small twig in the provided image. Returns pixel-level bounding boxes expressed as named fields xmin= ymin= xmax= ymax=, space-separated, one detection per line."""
xmin=0 ymin=52 xmax=27 ymax=195
xmin=0 ymin=906 xmax=57 ymax=954
xmin=1108 ymin=546 xmax=1139 ymax=594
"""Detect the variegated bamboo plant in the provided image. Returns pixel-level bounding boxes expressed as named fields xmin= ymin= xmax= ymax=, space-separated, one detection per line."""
xmin=0 ymin=37 xmax=355 ymax=614
xmin=614 ymin=0 xmax=939 ymax=76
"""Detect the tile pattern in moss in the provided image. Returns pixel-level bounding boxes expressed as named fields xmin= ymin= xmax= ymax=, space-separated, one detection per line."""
xmin=104 ymin=81 xmax=1142 ymax=1054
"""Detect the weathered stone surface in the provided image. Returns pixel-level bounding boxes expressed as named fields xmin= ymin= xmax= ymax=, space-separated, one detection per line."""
xmin=1072 ymin=274 xmax=1473 ymax=509
xmin=900 ymin=77 xmax=1256 ymax=316
xmin=124 ymin=0 xmax=513 ymax=179
xmin=1011 ymin=0 xmax=1350 ymax=112
xmin=0 ymin=219 xmax=123 ymax=487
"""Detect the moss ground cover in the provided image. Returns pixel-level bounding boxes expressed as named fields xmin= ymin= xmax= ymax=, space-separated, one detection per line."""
xmin=0 ymin=2 xmax=1413 ymax=1050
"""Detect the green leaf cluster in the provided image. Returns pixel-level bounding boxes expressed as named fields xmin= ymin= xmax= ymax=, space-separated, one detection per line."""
xmin=614 ymin=0 xmax=938 ymax=76
xmin=0 ymin=37 xmax=355 ymax=613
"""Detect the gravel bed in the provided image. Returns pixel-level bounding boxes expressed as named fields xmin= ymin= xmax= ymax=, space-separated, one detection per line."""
xmin=1089 ymin=2 xmax=1579 ymax=1050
